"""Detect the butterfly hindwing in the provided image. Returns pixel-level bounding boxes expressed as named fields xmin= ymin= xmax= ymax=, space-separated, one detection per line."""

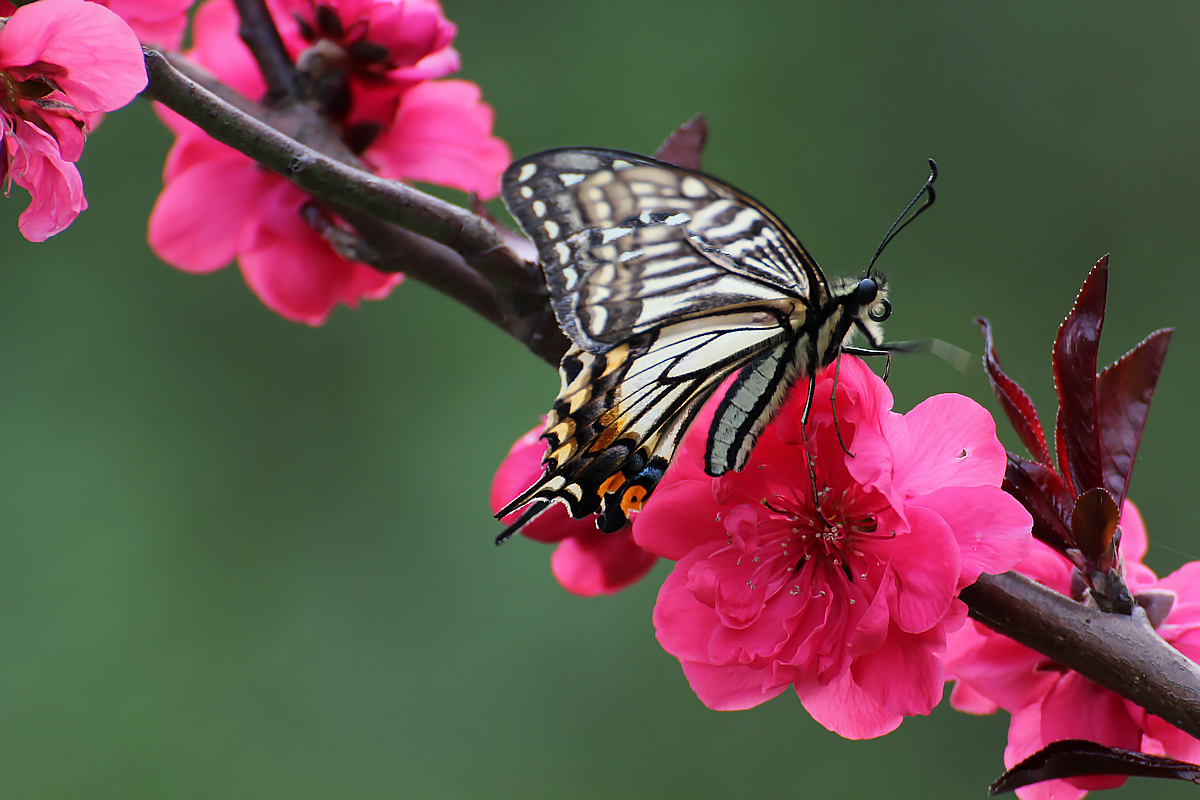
xmin=496 ymin=309 xmax=789 ymax=525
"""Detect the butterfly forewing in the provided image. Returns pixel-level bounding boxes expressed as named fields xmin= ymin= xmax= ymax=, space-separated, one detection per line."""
xmin=502 ymin=149 xmax=824 ymax=353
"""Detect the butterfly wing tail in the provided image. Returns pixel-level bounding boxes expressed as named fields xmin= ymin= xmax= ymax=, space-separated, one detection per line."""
xmin=495 ymin=500 xmax=551 ymax=545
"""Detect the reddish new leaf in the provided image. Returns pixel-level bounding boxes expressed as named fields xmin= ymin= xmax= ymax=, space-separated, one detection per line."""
xmin=1052 ymin=256 xmax=1109 ymax=497
xmin=989 ymin=739 xmax=1200 ymax=795
xmin=1070 ymin=487 xmax=1119 ymax=566
xmin=1097 ymin=328 xmax=1173 ymax=509
xmin=1004 ymin=454 xmax=1075 ymax=552
xmin=976 ymin=317 xmax=1052 ymax=465
xmin=654 ymin=114 xmax=708 ymax=170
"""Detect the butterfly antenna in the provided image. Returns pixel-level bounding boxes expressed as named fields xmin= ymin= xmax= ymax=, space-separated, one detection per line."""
xmin=865 ymin=158 xmax=939 ymax=279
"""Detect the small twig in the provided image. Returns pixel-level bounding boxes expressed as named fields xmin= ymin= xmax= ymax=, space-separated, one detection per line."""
xmin=232 ymin=0 xmax=300 ymax=105
xmin=962 ymin=572 xmax=1200 ymax=739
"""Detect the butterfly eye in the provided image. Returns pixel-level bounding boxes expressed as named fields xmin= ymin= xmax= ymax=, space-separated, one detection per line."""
xmin=853 ymin=278 xmax=878 ymax=305
xmin=868 ymin=299 xmax=892 ymax=322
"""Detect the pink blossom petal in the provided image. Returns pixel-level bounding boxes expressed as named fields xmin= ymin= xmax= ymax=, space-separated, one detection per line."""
xmin=153 ymin=102 xmax=205 ymax=149
xmin=884 ymin=506 xmax=959 ymax=633
xmin=1005 ymin=702 xmax=1089 ymax=800
xmin=633 ymin=478 xmax=729 ymax=560
xmin=794 ymin=667 xmax=903 ymax=739
xmin=950 ymin=680 xmax=1000 ymax=715
xmin=1118 ymin=498 xmax=1147 ymax=561
xmin=680 ymin=660 xmax=789 ymax=711
xmin=148 ymin=152 xmax=269 ymax=273
xmin=97 ymin=0 xmax=193 ymax=49
xmin=236 ymin=182 xmax=396 ymax=324
xmin=369 ymin=79 xmax=510 ymax=198
xmin=392 ymin=46 xmax=460 ymax=81
xmin=1140 ymin=713 xmax=1200 ymax=764
xmin=1040 ymin=671 xmax=1141 ymax=753
xmin=911 ymin=485 xmax=1033 ymax=588
xmin=1156 ymin=561 xmax=1200 ymax=633
xmin=365 ymin=3 xmax=444 ymax=66
xmin=653 ymin=551 xmax=726 ymax=665
xmin=945 ymin=620 xmax=1053 ymax=712
xmin=852 ymin=623 xmax=946 ymax=717
xmin=550 ymin=530 xmax=657 ymax=597
xmin=881 ymin=393 xmax=1009 ymax=497
xmin=5 ymin=116 xmax=85 ymax=241
xmin=1014 ymin=541 xmax=1075 ymax=595
xmin=341 ymin=259 xmax=403 ymax=300
xmin=847 ymin=569 xmax=894 ymax=657
xmin=32 ymin=101 xmax=86 ymax=161
xmin=0 ymin=0 xmax=146 ymax=113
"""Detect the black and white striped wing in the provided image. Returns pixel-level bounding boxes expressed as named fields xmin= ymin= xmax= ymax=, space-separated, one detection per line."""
xmin=502 ymin=148 xmax=828 ymax=353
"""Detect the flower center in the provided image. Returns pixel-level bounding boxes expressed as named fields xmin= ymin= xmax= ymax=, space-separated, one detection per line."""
xmin=760 ymin=485 xmax=888 ymax=583
xmin=0 ymin=70 xmax=18 ymax=115
xmin=0 ymin=68 xmax=64 ymax=123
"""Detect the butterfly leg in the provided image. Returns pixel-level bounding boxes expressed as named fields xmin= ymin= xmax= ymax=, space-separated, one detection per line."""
xmin=841 ymin=345 xmax=893 ymax=381
xmin=829 ymin=353 xmax=854 ymax=457
xmin=798 ymin=370 xmax=833 ymax=527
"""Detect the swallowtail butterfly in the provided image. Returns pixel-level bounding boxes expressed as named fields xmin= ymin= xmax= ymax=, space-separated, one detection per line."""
xmin=496 ymin=148 xmax=936 ymax=542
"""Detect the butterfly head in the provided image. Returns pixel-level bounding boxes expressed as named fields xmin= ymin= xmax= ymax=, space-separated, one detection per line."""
xmin=838 ymin=274 xmax=891 ymax=348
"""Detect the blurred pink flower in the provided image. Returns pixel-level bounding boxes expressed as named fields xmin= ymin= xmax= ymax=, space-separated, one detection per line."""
xmin=632 ymin=357 xmax=1032 ymax=739
xmin=278 ymin=0 xmax=458 ymax=79
xmin=492 ymin=424 xmax=658 ymax=597
xmin=0 ymin=0 xmax=145 ymax=240
xmin=93 ymin=0 xmax=194 ymax=48
xmin=148 ymin=0 xmax=509 ymax=324
xmin=946 ymin=500 xmax=1200 ymax=800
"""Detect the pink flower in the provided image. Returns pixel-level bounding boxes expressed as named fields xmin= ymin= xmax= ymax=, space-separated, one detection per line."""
xmin=271 ymin=0 xmax=460 ymax=144
xmin=491 ymin=424 xmax=658 ymax=597
xmin=632 ymin=357 xmax=1033 ymax=738
xmin=946 ymin=500 xmax=1200 ymax=800
xmin=0 ymin=0 xmax=146 ymax=240
xmin=278 ymin=0 xmax=458 ymax=79
xmin=92 ymin=0 xmax=194 ymax=48
xmin=147 ymin=0 xmax=508 ymax=324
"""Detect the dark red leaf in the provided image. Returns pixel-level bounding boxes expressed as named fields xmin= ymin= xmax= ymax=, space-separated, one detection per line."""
xmin=1070 ymin=487 xmax=1119 ymax=566
xmin=654 ymin=114 xmax=708 ymax=170
xmin=976 ymin=317 xmax=1052 ymax=465
xmin=1052 ymin=256 xmax=1109 ymax=497
xmin=1004 ymin=455 xmax=1075 ymax=552
xmin=1097 ymin=328 xmax=1173 ymax=509
xmin=989 ymin=739 xmax=1200 ymax=795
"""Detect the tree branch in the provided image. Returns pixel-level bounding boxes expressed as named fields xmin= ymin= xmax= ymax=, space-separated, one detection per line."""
xmin=962 ymin=572 xmax=1200 ymax=739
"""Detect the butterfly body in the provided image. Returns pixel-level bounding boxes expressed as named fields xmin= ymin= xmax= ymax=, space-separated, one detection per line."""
xmin=497 ymin=148 xmax=914 ymax=539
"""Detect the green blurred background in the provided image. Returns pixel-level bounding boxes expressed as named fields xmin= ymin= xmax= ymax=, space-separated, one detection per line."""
xmin=5 ymin=2 xmax=1200 ymax=797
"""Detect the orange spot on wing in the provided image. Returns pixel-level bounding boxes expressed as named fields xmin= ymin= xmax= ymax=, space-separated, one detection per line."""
xmin=621 ymin=485 xmax=648 ymax=514
xmin=598 ymin=472 xmax=626 ymax=497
